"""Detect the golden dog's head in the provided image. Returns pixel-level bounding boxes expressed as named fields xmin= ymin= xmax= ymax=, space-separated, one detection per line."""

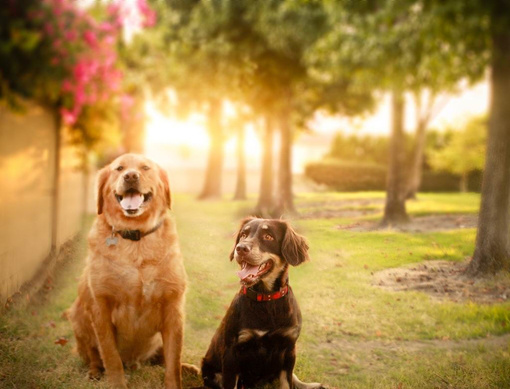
xmin=96 ymin=154 xmax=171 ymax=225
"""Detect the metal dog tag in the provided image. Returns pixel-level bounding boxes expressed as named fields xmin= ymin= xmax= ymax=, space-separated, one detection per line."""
xmin=106 ymin=236 xmax=118 ymax=247
xmin=106 ymin=225 xmax=118 ymax=247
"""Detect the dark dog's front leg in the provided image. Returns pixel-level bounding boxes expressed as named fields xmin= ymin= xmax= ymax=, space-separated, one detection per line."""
xmin=279 ymin=348 xmax=296 ymax=389
xmin=222 ymin=348 xmax=239 ymax=389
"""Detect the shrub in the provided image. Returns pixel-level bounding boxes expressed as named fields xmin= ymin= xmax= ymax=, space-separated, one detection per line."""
xmin=305 ymin=160 xmax=482 ymax=192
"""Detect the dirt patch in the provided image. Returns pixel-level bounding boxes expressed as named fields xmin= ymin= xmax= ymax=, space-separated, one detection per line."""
xmin=338 ymin=214 xmax=478 ymax=232
xmin=300 ymin=198 xmax=383 ymax=219
xmin=373 ymin=260 xmax=510 ymax=304
xmin=302 ymin=208 xmax=379 ymax=219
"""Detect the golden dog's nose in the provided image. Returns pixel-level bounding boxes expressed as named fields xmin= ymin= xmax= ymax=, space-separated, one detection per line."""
xmin=123 ymin=171 xmax=140 ymax=183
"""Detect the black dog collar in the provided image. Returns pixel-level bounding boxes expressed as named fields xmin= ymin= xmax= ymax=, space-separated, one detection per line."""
xmin=240 ymin=285 xmax=289 ymax=302
xmin=106 ymin=220 xmax=164 ymax=246
xmin=116 ymin=220 xmax=163 ymax=241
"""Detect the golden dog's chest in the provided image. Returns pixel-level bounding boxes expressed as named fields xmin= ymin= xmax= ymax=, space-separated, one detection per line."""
xmin=90 ymin=256 xmax=169 ymax=303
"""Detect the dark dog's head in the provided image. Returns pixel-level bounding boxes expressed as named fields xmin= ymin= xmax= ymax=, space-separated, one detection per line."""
xmin=230 ymin=218 xmax=309 ymax=290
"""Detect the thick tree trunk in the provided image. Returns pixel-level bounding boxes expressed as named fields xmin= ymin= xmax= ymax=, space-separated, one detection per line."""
xmin=199 ymin=99 xmax=224 ymax=199
xmin=381 ymin=90 xmax=410 ymax=226
xmin=254 ymin=115 xmax=274 ymax=217
xmin=233 ymin=124 xmax=247 ymax=200
xmin=275 ymin=105 xmax=296 ymax=217
xmin=468 ymin=15 xmax=510 ymax=275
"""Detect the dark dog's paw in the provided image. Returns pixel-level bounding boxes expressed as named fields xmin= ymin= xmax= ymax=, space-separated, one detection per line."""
xmin=292 ymin=374 xmax=328 ymax=389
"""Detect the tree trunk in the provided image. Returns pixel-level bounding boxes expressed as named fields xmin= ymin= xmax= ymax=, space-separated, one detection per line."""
xmin=460 ymin=172 xmax=468 ymax=193
xmin=199 ymin=99 xmax=224 ymax=199
xmin=254 ymin=115 xmax=274 ymax=217
xmin=406 ymin=118 xmax=427 ymax=200
xmin=381 ymin=90 xmax=410 ymax=226
xmin=233 ymin=124 xmax=247 ymax=200
xmin=468 ymin=13 xmax=510 ymax=275
xmin=51 ymin=109 xmax=61 ymax=252
xmin=275 ymin=104 xmax=296 ymax=217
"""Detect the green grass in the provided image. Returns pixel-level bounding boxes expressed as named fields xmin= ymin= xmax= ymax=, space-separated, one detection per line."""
xmin=1 ymin=192 xmax=509 ymax=389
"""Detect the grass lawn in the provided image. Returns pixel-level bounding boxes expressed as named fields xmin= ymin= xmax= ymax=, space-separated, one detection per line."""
xmin=1 ymin=192 xmax=509 ymax=388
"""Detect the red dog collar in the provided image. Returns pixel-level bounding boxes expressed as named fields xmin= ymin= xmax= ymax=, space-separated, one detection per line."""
xmin=240 ymin=285 xmax=289 ymax=302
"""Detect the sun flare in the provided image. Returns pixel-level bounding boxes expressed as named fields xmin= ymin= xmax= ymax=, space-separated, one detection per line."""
xmin=144 ymin=100 xmax=262 ymax=167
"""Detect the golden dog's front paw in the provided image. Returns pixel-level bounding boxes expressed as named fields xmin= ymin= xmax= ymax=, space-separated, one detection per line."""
xmin=106 ymin=372 xmax=127 ymax=389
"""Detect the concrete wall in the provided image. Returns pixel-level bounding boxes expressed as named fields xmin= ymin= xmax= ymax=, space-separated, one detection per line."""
xmin=0 ymin=104 xmax=85 ymax=303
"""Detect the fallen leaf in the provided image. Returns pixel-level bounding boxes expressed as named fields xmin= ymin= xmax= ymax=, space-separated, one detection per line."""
xmin=54 ymin=337 xmax=68 ymax=346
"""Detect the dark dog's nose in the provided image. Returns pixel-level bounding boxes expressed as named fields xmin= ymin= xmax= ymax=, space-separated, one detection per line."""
xmin=236 ymin=243 xmax=250 ymax=255
xmin=123 ymin=171 xmax=140 ymax=183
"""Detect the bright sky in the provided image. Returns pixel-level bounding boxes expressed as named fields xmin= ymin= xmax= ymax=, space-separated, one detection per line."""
xmin=144 ymin=80 xmax=490 ymax=173
xmin=309 ymin=80 xmax=489 ymax=136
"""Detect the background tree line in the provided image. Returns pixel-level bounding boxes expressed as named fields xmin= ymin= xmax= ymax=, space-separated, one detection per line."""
xmin=2 ymin=0 xmax=509 ymax=277
xmin=306 ymin=116 xmax=486 ymax=193
xmin=138 ymin=0 xmax=508 ymax=276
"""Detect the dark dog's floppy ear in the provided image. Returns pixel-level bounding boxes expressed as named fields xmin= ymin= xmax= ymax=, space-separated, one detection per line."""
xmin=281 ymin=222 xmax=309 ymax=266
xmin=229 ymin=217 xmax=257 ymax=261
xmin=96 ymin=167 xmax=109 ymax=215
xmin=159 ymin=167 xmax=172 ymax=210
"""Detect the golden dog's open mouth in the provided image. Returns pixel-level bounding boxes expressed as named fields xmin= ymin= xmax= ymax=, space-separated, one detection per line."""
xmin=115 ymin=189 xmax=152 ymax=215
xmin=237 ymin=260 xmax=273 ymax=286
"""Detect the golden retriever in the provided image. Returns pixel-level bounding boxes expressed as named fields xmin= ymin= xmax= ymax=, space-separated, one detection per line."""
xmin=68 ymin=154 xmax=188 ymax=389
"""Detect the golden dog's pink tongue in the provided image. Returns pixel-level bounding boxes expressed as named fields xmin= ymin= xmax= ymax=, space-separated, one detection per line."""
xmin=120 ymin=193 xmax=144 ymax=210
xmin=237 ymin=264 xmax=259 ymax=281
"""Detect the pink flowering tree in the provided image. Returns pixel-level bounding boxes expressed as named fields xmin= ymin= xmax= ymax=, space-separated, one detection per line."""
xmin=1 ymin=0 xmax=156 ymax=153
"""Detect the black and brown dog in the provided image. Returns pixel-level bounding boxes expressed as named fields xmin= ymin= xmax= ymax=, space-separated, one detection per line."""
xmin=201 ymin=217 xmax=323 ymax=389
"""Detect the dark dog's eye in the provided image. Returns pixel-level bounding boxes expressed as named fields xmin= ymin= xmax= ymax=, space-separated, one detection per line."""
xmin=263 ymin=234 xmax=274 ymax=241
xmin=142 ymin=165 xmax=150 ymax=171
xmin=116 ymin=166 xmax=124 ymax=172
xmin=240 ymin=233 xmax=248 ymax=240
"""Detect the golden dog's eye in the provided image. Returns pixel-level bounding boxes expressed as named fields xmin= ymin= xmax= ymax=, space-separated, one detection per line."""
xmin=142 ymin=165 xmax=150 ymax=171
xmin=240 ymin=233 xmax=248 ymax=240
xmin=116 ymin=166 xmax=124 ymax=172
xmin=263 ymin=234 xmax=274 ymax=241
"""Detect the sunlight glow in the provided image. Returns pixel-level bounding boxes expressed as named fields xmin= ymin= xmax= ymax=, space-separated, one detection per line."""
xmin=145 ymin=101 xmax=210 ymax=150
xmin=144 ymin=100 xmax=262 ymax=169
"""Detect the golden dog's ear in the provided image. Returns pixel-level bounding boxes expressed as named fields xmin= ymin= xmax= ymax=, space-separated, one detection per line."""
xmin=229 ymin=217 xmax=257 ymax=261
xmin=159 ymin=167 xmax=172 ymax=210
xmin=96 ymin=167 xmax=109 ymax=215
xmin=281 ymin=222 xmax=309 ymax=266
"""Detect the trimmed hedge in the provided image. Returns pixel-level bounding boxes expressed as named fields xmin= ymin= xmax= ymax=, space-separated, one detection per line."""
xmin=304 ymin=160 xmax=482 ymax=192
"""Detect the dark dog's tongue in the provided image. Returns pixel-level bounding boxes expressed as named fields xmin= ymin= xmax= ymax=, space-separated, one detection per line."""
xmin=120 ymin=193 xmax=144 ymax=210
xmin=237 ymin=263 xmax=259 ymax=281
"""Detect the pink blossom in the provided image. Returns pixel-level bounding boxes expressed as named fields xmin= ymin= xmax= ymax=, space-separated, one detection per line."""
xmin=43 ymin=23 xmax=54 ymax=36
xmin=83 ymin=30 xmax=98 ymax=48
xmin=137 ymin=0 xmax=156 ymax=27
xmin=64 ymin=30 xmax=77 ymax=41
xmin=61 ymin=108 xmax=78 ymax=126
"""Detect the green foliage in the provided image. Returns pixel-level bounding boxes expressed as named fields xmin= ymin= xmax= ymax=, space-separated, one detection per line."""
xmin=305 ymin=160 xmax=387 ymax=191
xmin=428 ymin=116 xmax=487 ymax=177
xmin=0 ymin=0 xmax=59 ymax=108
xmin=327 ymin=133 xmax=390 ymax=165
xmin=309 ymin=0 xmax=489 ymax=95
xmin=305 ymin=159 xmax=481 ymax=192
